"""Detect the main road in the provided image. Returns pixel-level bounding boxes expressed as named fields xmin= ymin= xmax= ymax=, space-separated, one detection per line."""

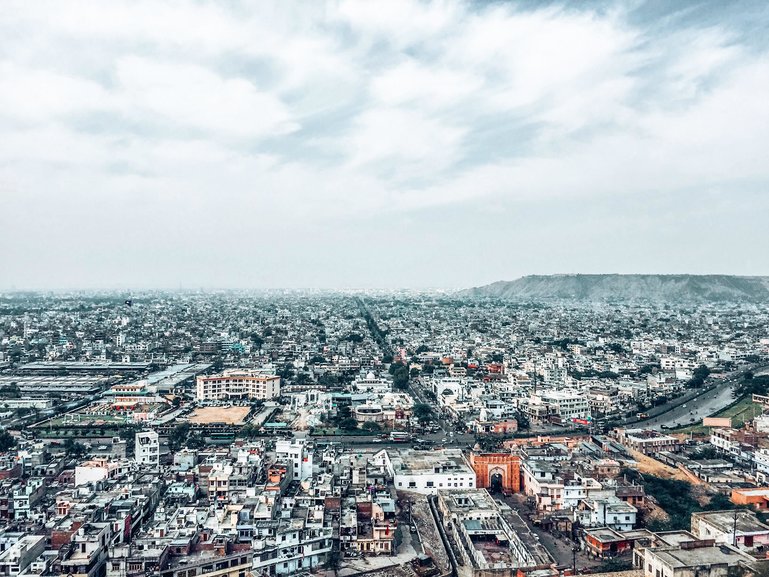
xmin=634 ymin=368 xmax=762 ymax=430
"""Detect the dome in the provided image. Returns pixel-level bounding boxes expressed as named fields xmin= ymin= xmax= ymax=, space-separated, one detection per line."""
xmin=366 ymin=372 xmax=376 ymax=380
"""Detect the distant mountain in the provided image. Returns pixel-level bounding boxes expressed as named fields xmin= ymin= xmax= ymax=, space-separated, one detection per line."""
xmin=460 ymin=274 xmax=769 ymax=302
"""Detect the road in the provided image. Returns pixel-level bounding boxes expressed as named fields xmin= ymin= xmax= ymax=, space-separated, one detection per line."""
xmin=310 ymin=432 xmax=477 ymax=448
xmin=638 ymin=374 xmax=740 ymax=430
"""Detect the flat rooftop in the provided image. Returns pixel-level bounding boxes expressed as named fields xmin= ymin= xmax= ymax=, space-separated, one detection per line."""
xmin=693 ymin=510 xmax=769 ymax=534
xmin=654 ymin=545 xmax=753 ymax=569
xmin=439 ymin=489 xmax=497 ymax=513
xmin=389 ymin=449 xmax=473 ymax=476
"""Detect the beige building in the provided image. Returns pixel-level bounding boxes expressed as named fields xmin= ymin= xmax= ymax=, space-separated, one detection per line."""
xmin=196 ymin=370 xmax=280 ymax=401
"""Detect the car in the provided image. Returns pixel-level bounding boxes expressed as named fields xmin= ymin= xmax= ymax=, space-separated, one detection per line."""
xmin=441 ymin=438 xmax=447 ymax=443
xmin=410 ymin=525 xmax=417 ymax=533
xmin=372 ymin=438 xmax=383 ymax=443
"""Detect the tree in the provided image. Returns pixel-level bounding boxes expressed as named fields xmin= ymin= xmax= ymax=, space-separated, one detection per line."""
xmin=250 ymin=333 xmax=264 ymax=348
xmin=168 ymin=423 xmax=191 ymax=452
xmin=0 ymin=430 xmax=16 ymax=452
xmin=186 ymin=434 xmax=206 ymax=450
xmin=64 ymin=438 xmax=87 ymax=458
xmin=0 ymin=383 xmax=21 ymax=399
xmin=172 ymin=397 xmax=182 ymax=407
xmin=118 ymin=426 xmax=137 ymax=454
xmin=686 ymin=364 xmax=711 ymax=389
xmin=413 ymin=403 xmax=434 ymax=424
xmin=361 ymin=421 xmax=381 ymax=433
xmin=339 ymin=417 xmax=359 ymax=431
xmin=391 ymin=363 xmax=409 ymax=390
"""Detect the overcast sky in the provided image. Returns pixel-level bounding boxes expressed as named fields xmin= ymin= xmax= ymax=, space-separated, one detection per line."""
xmin=1 ymin=1 xmax=768 ymax=290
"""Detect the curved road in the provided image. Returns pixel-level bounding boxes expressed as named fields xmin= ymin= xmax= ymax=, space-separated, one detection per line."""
xmin=637 ymin=372 xmax=747 ymax=430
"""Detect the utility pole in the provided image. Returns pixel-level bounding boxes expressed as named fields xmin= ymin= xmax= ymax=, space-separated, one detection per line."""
xmin=733 ymin=508 xmax=738 ymax=547
xmin=572 ymin=544 xmax=579 ymax=575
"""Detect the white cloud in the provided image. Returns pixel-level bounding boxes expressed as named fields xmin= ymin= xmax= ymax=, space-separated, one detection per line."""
xmin=1 ymin=0 xmax=768 ymax=287
xmin=114 ymin=57 xmax=298 ymax=139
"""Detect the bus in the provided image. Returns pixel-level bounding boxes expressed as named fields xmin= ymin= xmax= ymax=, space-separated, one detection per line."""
xmin=390 ymin=432 xmax=411 ymax=443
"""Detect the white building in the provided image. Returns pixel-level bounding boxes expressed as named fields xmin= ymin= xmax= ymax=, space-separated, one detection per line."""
xmin=135 ymin=430 xmax=160 ymax=466
xmin=74 ymin=459 xmax=127 ymax=487
xmin=528 ymin=389 xmax=590 ymax=424
xmin=376 ymin=448 xmax=476 ymax=494
xmin=196 ymin=369 xmax=280 ymax=401
xmin=275 ymin=439 xmax=314 ymax=482
xmin=0 ymin=535 xmax=46 ymax=577
xmin=352 ymin=372 xmax=391 ymax=394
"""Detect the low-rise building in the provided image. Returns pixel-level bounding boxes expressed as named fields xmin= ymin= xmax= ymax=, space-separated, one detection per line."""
xmin=377 ymin=449 xmax=476 ymax=494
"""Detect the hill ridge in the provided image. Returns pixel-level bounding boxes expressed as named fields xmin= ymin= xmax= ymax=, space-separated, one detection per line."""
xmin=461 ymin=274 xmax=769 ymax=302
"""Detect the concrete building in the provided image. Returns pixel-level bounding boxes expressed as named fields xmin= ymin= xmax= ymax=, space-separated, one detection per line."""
xmin=437 ymin=489 xmax=545 ymax=577
xmin=196 ymin=370 xmax=280 ymax=401
xmin=639 ymin=540 xmax=756 ymax=577
xmin=376 ymin=449 xmax=476 ymax=494
xmin=691 ymin=510 xmax=769 ymax=551
xmin=275 ymin=439 xmax=314 ymax=482
xmin=135 ymin=430 xmax=160 ymax=466
xmin=0 ymin=535 xmax=45 ymax=576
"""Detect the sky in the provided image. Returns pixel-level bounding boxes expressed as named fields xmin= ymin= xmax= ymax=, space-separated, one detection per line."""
xmin=1 ymin=0 xmax=768 ymax=290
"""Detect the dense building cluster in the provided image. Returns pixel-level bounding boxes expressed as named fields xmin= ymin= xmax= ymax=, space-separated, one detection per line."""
xmin=1 ymin=291 xmax=769 ymax=577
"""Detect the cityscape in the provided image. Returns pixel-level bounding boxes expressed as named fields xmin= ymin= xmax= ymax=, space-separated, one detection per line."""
xmin=1 ymin=288 xmax=769 ymax=577
xmin=2 ymin=2 xmax=769 ymax=577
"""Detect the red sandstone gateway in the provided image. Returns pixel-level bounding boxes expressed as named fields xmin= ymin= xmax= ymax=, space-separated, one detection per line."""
xmin=470 ymin=453 xmax=521 ymax=494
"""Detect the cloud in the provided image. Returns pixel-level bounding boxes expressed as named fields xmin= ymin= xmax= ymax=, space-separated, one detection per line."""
xmin=114 ymin=57 xmax=299 ymax=140
xmin=0 ymin=0 xmax=768 ymax=288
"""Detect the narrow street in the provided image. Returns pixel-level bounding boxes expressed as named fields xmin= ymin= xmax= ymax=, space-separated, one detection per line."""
xmin=498 ymin=494 xmax=603 ymax=571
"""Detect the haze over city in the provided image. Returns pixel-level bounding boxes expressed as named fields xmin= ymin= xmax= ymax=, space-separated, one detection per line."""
xmin=2 ymin=0 xmax=769 ymax=289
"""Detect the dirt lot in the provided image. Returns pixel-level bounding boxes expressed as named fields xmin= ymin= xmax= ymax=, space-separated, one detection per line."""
xmin=627 ymin=449 xmax=698 ymax=483
xmin=189 ymin=406 xmax=250 ymax=425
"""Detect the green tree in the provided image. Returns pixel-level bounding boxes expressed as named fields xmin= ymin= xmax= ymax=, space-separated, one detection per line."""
xmin=168 ymin=423 xmax=191 ymax=452
xmin=64 ymin=438 xmax=87 ymax=458
xmin=250 ymin=333 xmax=264 ymax=348
xmin=339 ymin=417 xmax=359 ymax=431
xmin=391 ymin=364 xmax=409 ymax=390
xmin=0 ymin=383 xmax=21 ymax=399
xmin=186 ymin=433 xmax=206 ymax=449
xmin=0 ymin=430 xmax=16 ymax=452
xmin=413 ymin=403 xmax=434 ymax=424
xmin=361 ymin=421 xmax=381 ymax=433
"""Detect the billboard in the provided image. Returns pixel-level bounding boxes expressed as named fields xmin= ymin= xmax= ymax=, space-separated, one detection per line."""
xmin=703 ymin=417 xmax=732 ymax=427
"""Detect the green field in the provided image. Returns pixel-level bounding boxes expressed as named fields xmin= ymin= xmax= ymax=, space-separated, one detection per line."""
xmin=675 ymin=395 xmax=762 ymax=433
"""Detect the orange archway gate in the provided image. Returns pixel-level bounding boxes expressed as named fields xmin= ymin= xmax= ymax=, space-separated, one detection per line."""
xmin=470 ymin=453 xmax=521 ymax=493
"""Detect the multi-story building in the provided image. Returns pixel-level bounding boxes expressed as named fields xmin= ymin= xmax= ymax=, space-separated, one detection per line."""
xmin=616 ymin=429 xmax=682 ymax=455
xmin=0 ymin=535 xmax=45 ymax=577
xmin=525 ymin=390 xmax=590 ymax=425
xmin=275 ymin=439 xmax=314 ymax=482
xmin=196 ymin=370 xmax=280 ymax=401
xmin=57 ymin=523 xmax=112 ymax=577
xmin=135 ymin=431 xmax=160 ymax=466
